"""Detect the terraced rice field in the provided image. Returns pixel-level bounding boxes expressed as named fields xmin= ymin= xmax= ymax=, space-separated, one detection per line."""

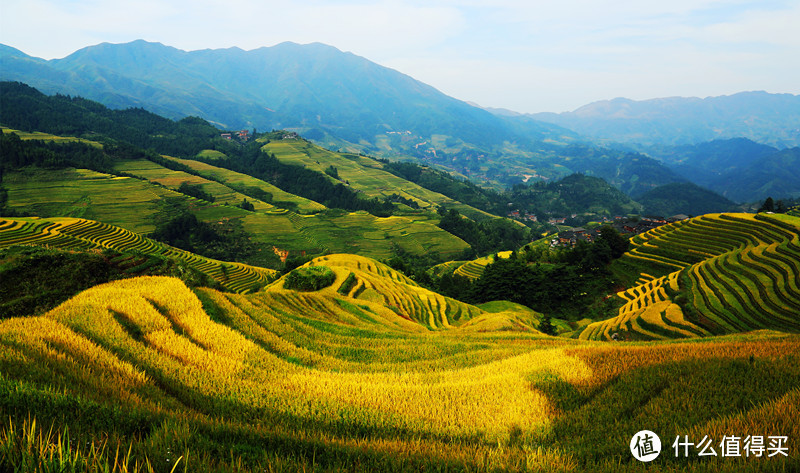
xmin=452 ymin=251 xmax=513 ymax=280
xmin=585 ymin=213 xmax=800 ymax=340
xmin=113 ymin=159 xmax=283 ymax=213
xmin=272 ymin=254 xmax=486 ymax=329
xmin=165 ymin=156 xmax=327 ymax=214
xmin=1 ymin=126 xmax=102 ymax=147
xmin=1 ymin=270 xmax=798 ymax=472
xmin=0 ymin=217 xmax=276 ymax=293
xmin=4 ymin=167 xmax=468 ymax=260
xmin=264 ymin=211 xmax=469 ymax=260
xmin=263 ymin=139 xmax=495 ymax=221
xmin=428 ymin=260 xmax=469 ymax=277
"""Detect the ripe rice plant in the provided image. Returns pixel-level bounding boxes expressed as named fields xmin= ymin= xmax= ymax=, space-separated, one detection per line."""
xmin=1 ymin=270 xmax=797 ymax=472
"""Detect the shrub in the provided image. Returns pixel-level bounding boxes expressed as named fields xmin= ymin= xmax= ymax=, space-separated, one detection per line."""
xmin=284 ymin=266 xmax=336 ymax=291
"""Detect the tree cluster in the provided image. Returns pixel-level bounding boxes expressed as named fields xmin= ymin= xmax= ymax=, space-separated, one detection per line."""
xmin=0 ymin=132 xmax=114 ymax=174
xmin=148 ymin=210 xmax=279 ymax=268
xmin=437 ymin=208 xmax=530 ymax=256
xmin=177 ymin=182 xmax=216 ymax=202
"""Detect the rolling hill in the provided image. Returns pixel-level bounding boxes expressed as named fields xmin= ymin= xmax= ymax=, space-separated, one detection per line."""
xmin=3 ymin=40 xmax=800 ymax=473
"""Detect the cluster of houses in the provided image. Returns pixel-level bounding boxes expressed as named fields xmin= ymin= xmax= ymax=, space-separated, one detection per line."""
xmin=507 ymin=210 xmax=539 ymax=222
xmin=220 ymin=130 xmax=251 ymax=141
xmin=551 ymin=214 xmax=690 ymax=248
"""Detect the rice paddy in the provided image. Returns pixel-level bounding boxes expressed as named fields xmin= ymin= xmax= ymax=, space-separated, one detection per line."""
xmin=0 ymin=217 xmax=276 ymax=293
xmin=584 ymin=213 xmax=800 ymax=340
xmin=1 ymin=261 xmax=798 ymax=472
xmin=263 ymin=138 xmax=495 ymax=221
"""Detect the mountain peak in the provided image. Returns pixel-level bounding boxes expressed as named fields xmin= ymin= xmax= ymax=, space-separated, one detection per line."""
xmin=0 ymin=44 xmax=34 ymax=59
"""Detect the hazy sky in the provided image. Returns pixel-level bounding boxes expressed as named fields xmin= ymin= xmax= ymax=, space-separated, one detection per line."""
xmin=2 ymin=0 xmax=798 ymax=112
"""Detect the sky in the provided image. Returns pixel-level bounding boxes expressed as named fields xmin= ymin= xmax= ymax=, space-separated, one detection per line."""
xmin=2 ymin=0 xmax=799 ymax=113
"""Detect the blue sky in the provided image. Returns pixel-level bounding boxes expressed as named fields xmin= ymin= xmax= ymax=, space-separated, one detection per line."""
xmin=2 ymin=0 xmax=798 ymax=112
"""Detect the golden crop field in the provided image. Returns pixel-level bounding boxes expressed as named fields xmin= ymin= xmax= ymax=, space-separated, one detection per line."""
xmin=1 ymin=255 xmax=798 ymax=472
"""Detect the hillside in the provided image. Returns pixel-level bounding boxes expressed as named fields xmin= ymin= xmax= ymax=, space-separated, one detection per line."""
xmin=1 ymin=163 xmax=470 ymax=262
xmin=0 ymin=46 xmax=682 ymax=192
xmin=1 ymin=104 xmax=477 ymax=262
xmin=718 ymin=147 xmax=800 ymax=202
xmin=0 ymin=266 xmax=798 ymax=471
xmin=583 ymin=213 xmax=800 ymax=340
xmin=0 ymin=42 xmax=565 ymax=160
xmin=506 ymin=173 xmax=643 ymax=222
xmin=637 ymin=182 xmax=737 ymax=217
xmin=260 ymin=137 xmax=495 ymax=221
xmin=645 ymin=138 xmax=800 ymax=203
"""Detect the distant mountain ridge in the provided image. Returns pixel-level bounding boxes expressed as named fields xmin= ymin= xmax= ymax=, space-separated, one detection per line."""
xmin=643 ymin=138 xmax=800 ymax=202
xmin=0 ymin=40 xmax=556 ymax=150
xmin=528 ymin=93 xmax=800 ymax=148
xmin=4 ymin=40 xmax=795 ymax=202
xmin=1 ymin=40 xmax=680 ymax=194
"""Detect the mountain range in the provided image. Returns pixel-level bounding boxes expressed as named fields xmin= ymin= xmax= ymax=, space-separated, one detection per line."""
xmin=1 ymin=40 xmax=799 ymax=202
xmin=529 ymin=93 xmax=800 ymax=148
xmin=0 ymin=40 xmax=568 ymax=157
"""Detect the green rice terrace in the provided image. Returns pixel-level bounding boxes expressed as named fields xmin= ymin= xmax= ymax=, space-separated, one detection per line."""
xmin=2 ymin=166 xmax=469 ymax=261
xmin=582 ymin=213 xmax=800 ymax=340
xmin=0 ymin=217 xmax=276 ymax=293
xmin=262 ymin=138 xmax=495 ymax=221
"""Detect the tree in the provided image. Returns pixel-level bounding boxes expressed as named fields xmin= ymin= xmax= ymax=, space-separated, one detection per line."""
xmin=324 ymin=165 xmax=340 ymax=180
xmin=240 ymin=198 xmax=255 ymax=211
xmin=538 ymin=314 xmax=557 ymax=336
xmin=758 ymin=197 xmax=775 ymax=213
xmin=597 ymin=225 xmax=629 ymax=259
